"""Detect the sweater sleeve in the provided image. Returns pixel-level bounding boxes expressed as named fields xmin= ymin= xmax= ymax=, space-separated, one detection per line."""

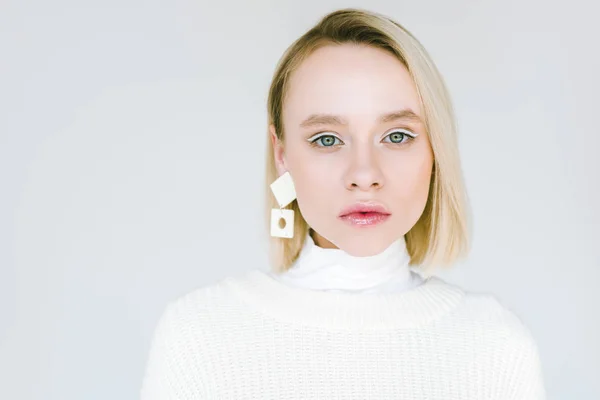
xmin=140 ymin=301 xmax=205 ymax=400
xmin=494 ymin=300 xmax=546 ymax=400
xmin=484 ymin=295 xmax=547 ymax=399
xmin=509 ymin=337 xmax=546 ymax=400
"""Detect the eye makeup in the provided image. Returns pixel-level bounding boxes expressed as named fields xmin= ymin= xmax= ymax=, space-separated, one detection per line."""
xmin=306 ymin=127 xmax=419 ymax=148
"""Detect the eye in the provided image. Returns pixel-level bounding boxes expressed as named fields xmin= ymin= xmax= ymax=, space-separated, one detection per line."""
xmin=382 ymin=129 xmax=418 ymax=144
xmin=308 ymin=133 xmax=344 ymax=147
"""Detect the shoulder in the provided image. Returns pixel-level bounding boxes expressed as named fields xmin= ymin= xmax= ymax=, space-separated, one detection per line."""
xmin=144 ymin=271 xmax=249 ymax=366
xmin=441 ymin=280 xmax=541 ymax=353
xmin=160 ymin=270 xmax=248 ymax=323
xmin=155 ymin=268 xmax=262 ymax=338
xmin=457 ymin=285 xmax=545 ymax=397
xmin=142 ymin=271 xmax=254 ymax=397
xmin=428 ymin=278 xmax=546 ymax=397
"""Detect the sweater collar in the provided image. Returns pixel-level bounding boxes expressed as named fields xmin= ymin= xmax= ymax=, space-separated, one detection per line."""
xmin=225 ymin=232 xmax=465 ymax=330
xmin=268 ymin=230 xmax=415 ymax=293
xmin=227 ymin=269 xmax=465 ymax=330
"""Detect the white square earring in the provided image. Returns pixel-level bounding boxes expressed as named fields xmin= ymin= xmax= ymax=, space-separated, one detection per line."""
xmin=270 ymin=208 xmax=294 ymax=238
xmin=270 ymin=171 xmax=297 ymax=238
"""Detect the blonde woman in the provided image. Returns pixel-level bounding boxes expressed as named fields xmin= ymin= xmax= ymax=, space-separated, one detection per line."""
xmin=141 ymin=8 xmax=545 ymax=399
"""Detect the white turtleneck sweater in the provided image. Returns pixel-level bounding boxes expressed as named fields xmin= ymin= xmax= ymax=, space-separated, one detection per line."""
xmin=140 ymin=233 xmax=546 ymax=399
xmin=267 ymin=231 xmax=424 ymax=294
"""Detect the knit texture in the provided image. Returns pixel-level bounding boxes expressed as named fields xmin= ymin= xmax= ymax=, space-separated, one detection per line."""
xmin=140 ymin=269 xmax=545 ymax=399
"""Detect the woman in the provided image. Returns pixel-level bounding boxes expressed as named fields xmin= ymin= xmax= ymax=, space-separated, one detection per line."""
xmin=141 ymin=8 xmax=545 ymax=399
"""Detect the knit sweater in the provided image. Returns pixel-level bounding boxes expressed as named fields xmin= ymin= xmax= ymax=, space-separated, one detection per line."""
xmin=140 ymin=268 xmax=546 ymax=399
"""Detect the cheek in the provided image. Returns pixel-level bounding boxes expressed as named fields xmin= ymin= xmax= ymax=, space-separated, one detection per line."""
xmin=385 ymin=141 xmax=433 ymax=192
xmin=286 ymin=148 xmax=337 ymax=212
xmin=412 ymin=164 xmax=433 ymax=207
xmin=386 ymin=147 xmax=433 ymax=209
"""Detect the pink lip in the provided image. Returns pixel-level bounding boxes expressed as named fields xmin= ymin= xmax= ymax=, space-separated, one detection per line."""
xmin=338 ymin=202 xmax=391 ymax=227
xmin=339 ymin=202 xmax=391 ymax=217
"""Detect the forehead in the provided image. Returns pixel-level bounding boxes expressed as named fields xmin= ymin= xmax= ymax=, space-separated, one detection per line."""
xmin=284 ymin=44 xmax=422 ymax=124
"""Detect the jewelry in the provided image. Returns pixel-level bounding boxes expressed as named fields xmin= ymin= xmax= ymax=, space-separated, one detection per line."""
xmin=270 ymin=171 xmax=296 ymax=238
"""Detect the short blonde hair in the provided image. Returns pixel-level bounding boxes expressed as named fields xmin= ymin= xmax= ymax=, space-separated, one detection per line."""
xmin=265 ymin=8 xmax=472 ymax=276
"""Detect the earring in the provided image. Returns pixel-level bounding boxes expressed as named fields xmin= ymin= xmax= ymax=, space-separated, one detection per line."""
xmin=270 ymin=171 xmax=296 ymax=238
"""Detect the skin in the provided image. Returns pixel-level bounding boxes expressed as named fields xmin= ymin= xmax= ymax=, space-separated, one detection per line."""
xmin=270 ymin=43 xmax=434 ymax=257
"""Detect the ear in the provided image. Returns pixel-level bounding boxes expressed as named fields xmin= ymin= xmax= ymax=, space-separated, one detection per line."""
xmin=269 ymin=124 xmax=287 ymax=176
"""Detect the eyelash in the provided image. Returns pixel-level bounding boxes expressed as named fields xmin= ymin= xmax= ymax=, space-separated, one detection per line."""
xmin=308 ymin=129 xmax=418 ymax=148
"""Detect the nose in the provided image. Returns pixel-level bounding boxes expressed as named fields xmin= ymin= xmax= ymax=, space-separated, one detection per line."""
xmin=343 ymin=146 xmax=385 ymax=191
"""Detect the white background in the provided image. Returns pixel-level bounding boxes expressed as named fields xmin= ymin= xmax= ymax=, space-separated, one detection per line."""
xmin=1 ymin=0 xmax=598 ymax=399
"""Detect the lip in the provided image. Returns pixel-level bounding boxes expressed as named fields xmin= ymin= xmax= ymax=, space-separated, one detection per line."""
xmin=338 ymin=201 xmax=391 ymax=217
xmin=338 ymin=201 xmax=391 ymax=227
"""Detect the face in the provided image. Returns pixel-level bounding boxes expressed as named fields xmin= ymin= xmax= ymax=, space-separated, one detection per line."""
xmin=271 ymin=43 xmax=434 ymax=256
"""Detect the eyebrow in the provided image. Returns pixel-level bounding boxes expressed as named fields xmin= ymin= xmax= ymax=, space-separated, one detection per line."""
xmin=299 ymin=108 xmax=423 ymax=128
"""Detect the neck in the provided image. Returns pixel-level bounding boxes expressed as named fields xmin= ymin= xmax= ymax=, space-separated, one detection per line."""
xmin=310 ymin=229 xmax=337 ymax=249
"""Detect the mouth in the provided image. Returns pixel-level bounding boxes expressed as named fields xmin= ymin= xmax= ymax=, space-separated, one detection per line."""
xmin=338 ymin=202 xmax=391 ymax=227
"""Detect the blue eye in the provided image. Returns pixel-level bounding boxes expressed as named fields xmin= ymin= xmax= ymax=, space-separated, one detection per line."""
xmin=382 ymin=129 xmax=417 ymax=144
xmin=310 ymin=134 xmax=343 ymax=147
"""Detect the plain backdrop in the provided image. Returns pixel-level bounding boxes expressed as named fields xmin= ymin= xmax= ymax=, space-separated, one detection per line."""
xmin=1 ymin=0 xmax=598 ymax=399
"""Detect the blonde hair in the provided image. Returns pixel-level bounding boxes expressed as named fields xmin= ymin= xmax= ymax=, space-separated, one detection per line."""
xmin=265 ymin=8 xmax=472 ymax=276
